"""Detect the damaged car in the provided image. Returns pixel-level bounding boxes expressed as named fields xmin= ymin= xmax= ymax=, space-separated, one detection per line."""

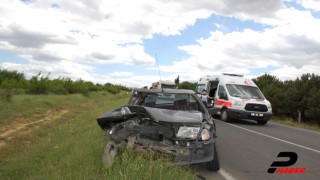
xmin=96 ymin=88 xmax=220 ymax=171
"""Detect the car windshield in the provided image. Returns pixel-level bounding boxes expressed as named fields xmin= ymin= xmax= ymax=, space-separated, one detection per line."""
xmin=226 ymin=84 xmax=265 ymax=99
xmin=142 ymin=92 xmax=200 ymax=111
xmin=195 ymin=84 xmax=205 ymax=94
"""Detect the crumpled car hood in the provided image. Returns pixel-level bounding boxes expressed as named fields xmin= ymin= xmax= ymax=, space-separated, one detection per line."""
xmin=97 ymin=106 xmax=203 ymax=130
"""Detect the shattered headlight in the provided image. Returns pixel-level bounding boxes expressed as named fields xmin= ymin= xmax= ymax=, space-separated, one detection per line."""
xmin=201 ymin=129 xmax=210 ymax=141
xmin=176 ymin=127 xmax=200 ymax=139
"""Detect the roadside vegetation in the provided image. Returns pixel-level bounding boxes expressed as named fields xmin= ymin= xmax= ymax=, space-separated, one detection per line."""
xmin=253 ymin=73 xmax=320 ymax=126
xmin=0 ymin=69 xmax=197 ymax=179
xmin=271 ymin=117 xmax=320 ymax=132
xmin=0 ymin=92 xmax=196 ymax=179
xmin=0 ymin=69 xmax=131 ymax=100
xmin=105 ymin=149 xmax=195 ymax=180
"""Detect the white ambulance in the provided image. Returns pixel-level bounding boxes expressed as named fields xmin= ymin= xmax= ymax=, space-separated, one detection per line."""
xmin=195 ymin=73 xmax=272 ymax=125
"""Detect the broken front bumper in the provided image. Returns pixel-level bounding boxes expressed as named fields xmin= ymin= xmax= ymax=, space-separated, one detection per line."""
xmin=132 ymin=137 xmax=216 ymax=165
xmin=172 ymin=139 xmax=215 ymax=165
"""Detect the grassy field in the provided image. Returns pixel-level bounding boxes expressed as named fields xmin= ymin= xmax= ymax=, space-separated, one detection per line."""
xmin=271 ymin=117 xmax=320 ymax=132
xmin=0 ymin=92 xmax=196 ymax=179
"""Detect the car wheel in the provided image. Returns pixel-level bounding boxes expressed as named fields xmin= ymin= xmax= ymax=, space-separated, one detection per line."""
xmin=221 ymin=109 xmax=230 ymax=122
xmin=207 ymin=143 xmax=220 ymax=171
xmin=102 ymin=140 xmax=118 ymax=167
xmin=257 ymin=120 xmax=268 ymax=125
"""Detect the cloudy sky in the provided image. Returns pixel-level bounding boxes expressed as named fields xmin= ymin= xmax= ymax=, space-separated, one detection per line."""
xmin=0 ymin=0 xmax=319 ymax=87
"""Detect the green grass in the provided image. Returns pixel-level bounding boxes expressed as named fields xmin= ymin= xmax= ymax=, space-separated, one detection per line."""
xmin=271 ymin=117 xmax=320 ymax=132
xmin=0 ymin=91 xmax=196 ymax=179
xmin=104 ymin=149 xmax=196 ymax=180
xmin=0 ymin=93 xmax=92 ymax=125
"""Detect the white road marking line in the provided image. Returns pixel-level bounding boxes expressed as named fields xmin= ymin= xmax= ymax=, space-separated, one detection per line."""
xmin=219 ymin=168 xmax=236 ymax=180
xmin=221 ymin=122 xmax=320 ymax=154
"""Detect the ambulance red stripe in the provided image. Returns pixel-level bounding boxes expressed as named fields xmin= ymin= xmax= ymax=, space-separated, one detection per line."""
xmin=214 ymin=100 xmax=232 ymax=108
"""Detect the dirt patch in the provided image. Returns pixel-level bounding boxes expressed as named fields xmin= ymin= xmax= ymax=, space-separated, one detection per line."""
xmin=0 ymin=109 xmax=69 ymax=147
xmin=0 ymin=140 xmax=5 ymax=148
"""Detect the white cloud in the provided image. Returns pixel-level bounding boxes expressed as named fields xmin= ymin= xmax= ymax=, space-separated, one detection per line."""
xmin=110 ymin=72 xmax=134 ymax=77
xmin=269 ymin=64 xmax=320 ymax=81
xmin=0 ymin=0 xmax=217 ymax=87
xmin=0 ymin=0 xmax=215 ymax=70
xmin=1 ymin=61 xmax=94 ymax=81
xmin=0 ymin=0 xmax=159 ymax=64
xmin=155 ymin=7 xmax=320 ymax=82
xmin=299 ymin=0 xmax=320 ymax=11
xmin=0 ymin=0 xmax=319 ymax=87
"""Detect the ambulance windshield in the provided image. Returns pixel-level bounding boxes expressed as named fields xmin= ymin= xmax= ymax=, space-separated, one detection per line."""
xmin=226 ymin=84 xmax=264 ymax=99
xmin=195 ymin=84 xmax=206 ymax=94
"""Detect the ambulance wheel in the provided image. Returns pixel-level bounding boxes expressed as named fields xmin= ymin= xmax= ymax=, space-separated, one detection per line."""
xmin=221 ymin=109 xmax=230 ymax=122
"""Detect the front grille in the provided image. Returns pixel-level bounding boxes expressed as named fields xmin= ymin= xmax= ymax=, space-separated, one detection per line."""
xmin=245 ymin=103 xmax=268 ymax=112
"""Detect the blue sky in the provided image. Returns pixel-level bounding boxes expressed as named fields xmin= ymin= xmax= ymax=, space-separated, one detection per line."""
xmin=0 ymin=50 xmax=27 ymax=64
xmin=143 ymin=14 xmax=274 ymax=75
xmin=0 ymin=0 xmax=320 ymax=87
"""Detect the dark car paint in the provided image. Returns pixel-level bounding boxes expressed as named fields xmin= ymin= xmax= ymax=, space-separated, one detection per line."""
xmin=96 ymin=88 xmax=219 ymax=168
xmin=97 ymin=106 xmax=203 ymax=130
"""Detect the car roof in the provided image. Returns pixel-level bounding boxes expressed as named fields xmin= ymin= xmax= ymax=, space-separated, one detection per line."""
xmin=133 ymin=88 xmax=195 ymax=94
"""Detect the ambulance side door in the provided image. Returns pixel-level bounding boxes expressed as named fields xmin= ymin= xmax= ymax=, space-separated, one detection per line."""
xmin=213 ymin=85 xmax=230 ymax=115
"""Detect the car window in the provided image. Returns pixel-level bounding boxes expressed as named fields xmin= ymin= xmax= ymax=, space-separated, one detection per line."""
xmin=218 ymin=85 xmax=228 ymax=100
xmin=141 ymin=92 xmax=200 ymax=111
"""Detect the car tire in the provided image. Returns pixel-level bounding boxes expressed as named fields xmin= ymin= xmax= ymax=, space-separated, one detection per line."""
xmin=221 ymin=108 xmax=230 ymax=122
xmin=207 ymin=143 xmax=220 ymax=171
xmin=102 ymin=140 xmax=118 ymax=167
xmin=257 ymin=120 xmax=268 ymax=125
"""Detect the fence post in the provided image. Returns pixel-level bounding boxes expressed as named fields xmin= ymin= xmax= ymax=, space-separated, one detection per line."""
xmin=297 ymin=109 xmax=301 ymax=124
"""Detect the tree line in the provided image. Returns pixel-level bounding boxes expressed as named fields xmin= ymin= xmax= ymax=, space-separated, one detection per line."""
xmin=1 ymin=69 xmax=319 ymax=123
xmin=253 ymin=73 xmax=320 ymax=123
xmin=0 ymin=69 xmax=131 ymax=101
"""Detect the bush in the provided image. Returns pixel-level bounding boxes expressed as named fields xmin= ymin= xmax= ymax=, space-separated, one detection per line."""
xmin=178 ymin=81 xmax=196 ymax=90
xmin=0 ymin=69 xmax=28 ymax=91
xmin=253 ymin=73 xmax=320 ymax=124
xmin=28 ymin=72 xmax=49 ymax=94
xmin=0 ymin=89 xmax=13 ymax=102
xmin=0 ymin=69 xmax=130 ymax=96
xmin=104 ymin=83 xmax=131 ymax=95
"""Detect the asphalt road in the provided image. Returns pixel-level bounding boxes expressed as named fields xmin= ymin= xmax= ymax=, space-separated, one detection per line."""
xmin=192 ymin=119 xmax=320 ymax=180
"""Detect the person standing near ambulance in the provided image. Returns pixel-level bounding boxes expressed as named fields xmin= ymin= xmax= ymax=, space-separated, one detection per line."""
xmin=200 ymin=89 xmax=208 ymax=107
